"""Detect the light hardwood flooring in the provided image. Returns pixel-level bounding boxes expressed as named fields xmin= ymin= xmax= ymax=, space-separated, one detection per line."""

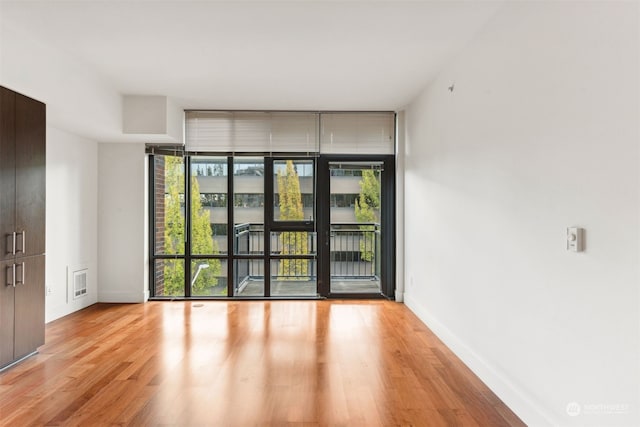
xmin=0 ymin=300 xmax=525 ymax=426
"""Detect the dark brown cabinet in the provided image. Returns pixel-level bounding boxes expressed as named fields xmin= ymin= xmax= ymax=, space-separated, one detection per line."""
xmin=0 ymin=88 xmax=16 ymax=262
xmin=0 ymin=259 xmax=15 ymax=365
xmin=0 ymin=86 xmax=46 ymax=370
xmin=1 ymin=256 xmax=45 ymax=366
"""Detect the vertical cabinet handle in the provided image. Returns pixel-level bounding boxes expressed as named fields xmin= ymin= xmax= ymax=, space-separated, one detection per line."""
xmin=6 ymin=232 xmax=16 ymax=255
xmin=6 ymin=264 xmax=16 ymax=288
xmin=16 ymin=262 xmax=25 ymax=286
xmin=17 ymin=230 xmax=26 ymax=254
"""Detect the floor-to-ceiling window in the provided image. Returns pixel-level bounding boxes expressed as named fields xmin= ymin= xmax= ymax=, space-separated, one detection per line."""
xmin=148 ymin=111 xmax=395 ymax=299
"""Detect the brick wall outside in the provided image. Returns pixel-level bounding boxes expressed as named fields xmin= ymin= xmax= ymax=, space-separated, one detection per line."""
xmin=154 ymin=156 xmax=165 ymax=296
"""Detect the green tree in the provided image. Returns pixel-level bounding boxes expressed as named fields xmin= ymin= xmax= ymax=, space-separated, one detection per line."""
xmin=276 ymin=160 xmax=308 ymax=279
xmin=162 ymin=156 xmax=185 ymax=296
xmin=354 ymin=170 xmax=380 ymax=262
xmin=189 ymin=176 xmax=222 ymax=295
xmin=163 ymin=156 xmax=221 ymax=296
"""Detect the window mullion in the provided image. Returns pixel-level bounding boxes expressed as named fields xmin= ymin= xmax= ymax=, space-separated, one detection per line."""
xmin=227 ymin=156 xmax=234 ymax=296
xmin=184 ymin=154 xmax=192 ymax=298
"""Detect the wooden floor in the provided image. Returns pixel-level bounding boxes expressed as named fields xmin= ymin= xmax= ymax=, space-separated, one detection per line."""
xmin=0 ymin=301 xmax=524 ymax=426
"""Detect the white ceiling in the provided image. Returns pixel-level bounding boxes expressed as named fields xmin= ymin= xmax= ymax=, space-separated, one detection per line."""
xmin=2 ymin=1 xmax=505 ymax=108
xmin=1 ymin=1 xmax=503 ymax=140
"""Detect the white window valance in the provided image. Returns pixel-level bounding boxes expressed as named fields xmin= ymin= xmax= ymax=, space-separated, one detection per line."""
xmin=185 ymin=111 xmax=395 ymax=155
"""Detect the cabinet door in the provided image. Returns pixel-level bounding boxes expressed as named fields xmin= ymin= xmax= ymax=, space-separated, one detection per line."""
xmin=0 ymin=259 xmax=16 ymax=367
xmin=13 ymin=255 xmax=45 ymax=360
xmin=15 ymin=93 xmax=46 ymax=257
xmin=0 ymin=88 xmax=16 ymax=261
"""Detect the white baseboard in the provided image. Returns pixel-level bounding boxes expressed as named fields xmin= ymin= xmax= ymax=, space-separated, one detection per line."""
xmin=404 ymin=293 xmax=557 ymax=427
xmin=98 ymin=290 xmax=146 ymax=303
xmin=45 ymin=295 xmax=98 ymax=323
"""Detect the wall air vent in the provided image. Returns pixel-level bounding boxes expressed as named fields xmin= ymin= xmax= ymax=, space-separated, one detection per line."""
xmin=73 ymin=269 xmax=88 ymax=299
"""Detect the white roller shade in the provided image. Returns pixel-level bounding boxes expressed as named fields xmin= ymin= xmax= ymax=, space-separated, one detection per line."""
xmin=320 ymin=112 xmax=395 ymax=154
xmin=186 ymin=111 xmax=319 ymax=153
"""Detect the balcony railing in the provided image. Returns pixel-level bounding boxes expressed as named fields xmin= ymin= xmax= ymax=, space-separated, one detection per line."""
xmin=233 ymin=223 xmax=380 ymax=290
xmin=329 ymin=223 xmax=380 ymax=279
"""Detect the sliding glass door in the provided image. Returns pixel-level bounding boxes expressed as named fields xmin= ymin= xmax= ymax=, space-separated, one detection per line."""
xmin=317 ymin=156 xmax=395 ymax=298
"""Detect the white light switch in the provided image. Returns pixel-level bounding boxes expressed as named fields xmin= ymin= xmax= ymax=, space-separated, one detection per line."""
xmin=567 ymin=227 xmax=584 ymax=252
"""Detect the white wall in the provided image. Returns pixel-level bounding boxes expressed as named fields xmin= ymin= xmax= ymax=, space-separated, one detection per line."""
xmin=395 ymin=110 xmax=406 ymax=302
xmin=0 ymin=22 xmax=122 ymax=143
xmin=403 ymin=2 xmax=639 ymax=426
xmin=98 ymin=143 xmax=148 ymax=303
xmin=46 ymin=126 xmax=98 ymax=322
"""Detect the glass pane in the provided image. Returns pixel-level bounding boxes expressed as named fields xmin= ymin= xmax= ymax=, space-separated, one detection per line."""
xmin=191 ymin=259 xmax=227 ymax=296
xmin=234 ymin=157 xmax=264 ymax=225
xmin=270 ymin=259 xmax=317 ymax=296
xmin=154 ymin=259 xmax=185 ymax=297
xmin=234 ymin=259 xmax=264 ymax=296
xmin=154 ymin=155 xmax=185 ymax=255
xmin=270 ymin=231 xmax=316 ymax=256
xmin=329 ymin=163 xmax=381 ymax=293
xmin=191 ymin=156 xmax=228 ymax=255
xmin=273 ymin=159 xmax=314 ymax=222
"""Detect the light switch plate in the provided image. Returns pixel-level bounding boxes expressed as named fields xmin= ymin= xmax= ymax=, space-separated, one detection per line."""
xmin=567 ymin=227 xmax=584 ymax=252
